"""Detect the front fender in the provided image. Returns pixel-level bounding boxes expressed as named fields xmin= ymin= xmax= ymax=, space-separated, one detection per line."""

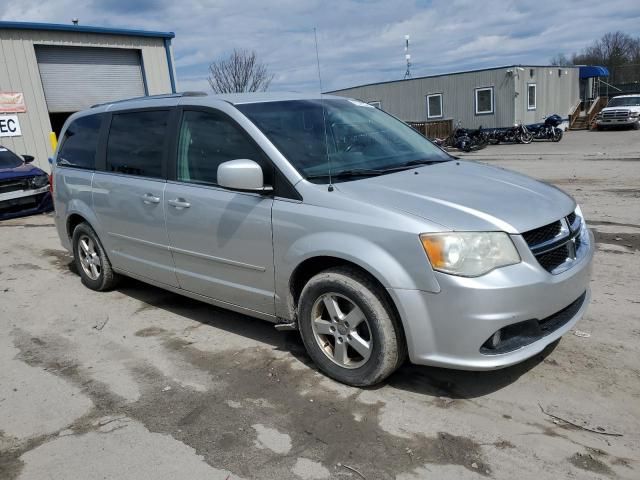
xmin=275 ymin=231 xmax=441 ymax=320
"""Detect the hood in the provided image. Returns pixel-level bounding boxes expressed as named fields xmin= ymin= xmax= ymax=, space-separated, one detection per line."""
xmin=0 ymin=163 xmax=46 ymax=181
xmin=601 ymin=105 xmax=640 ymax=113
xmin=335 ymin=161 xmax=575 ymax=234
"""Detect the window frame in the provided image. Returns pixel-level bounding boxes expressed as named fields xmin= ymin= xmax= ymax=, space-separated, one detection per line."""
xmin=474 ymin=86 xmax=494 ymax=116
xmin=426 ymin=93 xmax=443 ymax=119
xmin=168 ymin=106 xmax=301 ymax=201
xmin=527 ymin=83 xmax=537 ymax=110
xmin=56 ymin=113 xmax=104 ymax=171
xmin=101 ymin=107 xmax=177 ymax=180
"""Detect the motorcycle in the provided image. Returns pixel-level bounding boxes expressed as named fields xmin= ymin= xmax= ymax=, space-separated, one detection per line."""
xmin=526 ymin=114 xmax=563 ymax=142
xmin=484 ymin=124 xmax=532 ymax=144
xmin=434 ymin=121 xmax=488 ymax=152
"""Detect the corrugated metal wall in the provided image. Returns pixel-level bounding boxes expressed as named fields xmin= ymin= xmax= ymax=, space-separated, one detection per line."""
xmin=514 ymin=67 xmax=580 ymax=125
xmin=330 ymin=66 xmax=580 ymax=129
xmin=0 ymin=29 xmax=174 ymax=170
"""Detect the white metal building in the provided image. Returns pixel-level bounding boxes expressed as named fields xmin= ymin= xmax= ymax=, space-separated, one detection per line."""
xmin=0 ymin=21 xmax=177 ymax=170
xmin=328 ymin=65 xmax=581 ymax=130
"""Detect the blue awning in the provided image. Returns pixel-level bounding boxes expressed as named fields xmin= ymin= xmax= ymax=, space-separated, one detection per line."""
xmin=579 ymin=66 xmax=609 ymax=79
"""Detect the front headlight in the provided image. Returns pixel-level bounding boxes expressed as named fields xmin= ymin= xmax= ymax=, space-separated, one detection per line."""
xmin=420 ymin=232 xmax=520 ymax=277
xmin=30 ymin=174 xmax=49 ymax=189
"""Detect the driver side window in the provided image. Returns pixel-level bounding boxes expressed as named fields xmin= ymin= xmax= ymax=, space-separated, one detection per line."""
xmin=177 ymin=110 xmax=269 ymax=185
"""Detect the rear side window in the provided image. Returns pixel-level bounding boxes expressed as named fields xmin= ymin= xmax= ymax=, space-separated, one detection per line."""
xmin=57 ymin=115 xmax=101 ymax=169
xmin=106 ymin=110 xmax=168 ymax=178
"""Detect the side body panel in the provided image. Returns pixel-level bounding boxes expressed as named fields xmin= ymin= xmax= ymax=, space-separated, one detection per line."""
xmin=164 ymin=182 xmax=276 ymax=315
xmin=92 ymin=173 xmax=178 ymax=286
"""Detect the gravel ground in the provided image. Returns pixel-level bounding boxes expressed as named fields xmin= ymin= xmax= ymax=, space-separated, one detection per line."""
xmin=1 ymin=129 xmax=639 ymax=480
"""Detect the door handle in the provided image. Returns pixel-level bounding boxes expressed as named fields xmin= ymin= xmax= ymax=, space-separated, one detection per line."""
xmin=142 ymin=193 xmax=160 ymax=204
xmin=168 ymin=198 xmax=191 ymax=209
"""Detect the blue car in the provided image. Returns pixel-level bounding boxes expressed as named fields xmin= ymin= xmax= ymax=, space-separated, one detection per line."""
xmin=0 ymin=145 xmax=53 ymax=220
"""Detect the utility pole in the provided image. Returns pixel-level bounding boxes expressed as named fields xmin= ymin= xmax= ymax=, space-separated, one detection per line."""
xmin=404 ymin=35 xmax=412 ymax=79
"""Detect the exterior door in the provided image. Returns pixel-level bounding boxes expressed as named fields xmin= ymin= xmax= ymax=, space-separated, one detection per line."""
xmin=164 ymin=108 xmax=275 ymax=315
xmin=92 ymin=109 xmax=178 ymax=287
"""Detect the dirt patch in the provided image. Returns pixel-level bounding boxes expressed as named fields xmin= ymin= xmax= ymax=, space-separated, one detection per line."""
xmin=8 ymin=263 xmax=42 ymax=271
xmin=604 ymin=188 xmax=640 ymax=198
xmin=41 ymin=249 xmax=75 ymax=273
xmin=8 ymin=330 xmax=492 ymax=479
xmin=568 ymin=452 xmax=614 ymax=477
xmin=589 ymin=220 xmax=640 ymax=229
xmin=592 ymin=230 xmax=640 ymax=251
xmin=135 ymin=327 xmax=167 ymax=337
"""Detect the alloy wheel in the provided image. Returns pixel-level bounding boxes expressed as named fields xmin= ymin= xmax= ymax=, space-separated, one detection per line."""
xmin=311 ymin=292 xmax=373 ymax=369
xmin=77 ymin=234 xmax=102 ymax=280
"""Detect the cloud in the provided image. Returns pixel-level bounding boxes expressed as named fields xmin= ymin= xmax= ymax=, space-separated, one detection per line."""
xmin=1 ymin=0 xmax=639 ymax=92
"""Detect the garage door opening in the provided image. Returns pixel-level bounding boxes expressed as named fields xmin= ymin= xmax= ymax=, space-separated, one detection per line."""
xmin=35 ymin=45 xmax=147 ymax=136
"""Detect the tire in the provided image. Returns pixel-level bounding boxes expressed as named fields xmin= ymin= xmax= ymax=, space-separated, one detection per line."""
xmin=72 ymin=222 xmax=119 ymax=291
xmin=633 ymin=121 xmax=640 ymax=130
xmin=552 ymin=129 xmax=563 ymax=142
xmin=297 ymin=267 xmax=406 ymax=386
xmin=519 ymin=131 xmax=533 ymax=144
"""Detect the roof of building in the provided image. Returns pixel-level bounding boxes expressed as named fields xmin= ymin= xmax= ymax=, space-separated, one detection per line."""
xmin=0 ymin=20 xmax=175 ymax=39
xmin=326 ymin=64 xmax=580 ymax=93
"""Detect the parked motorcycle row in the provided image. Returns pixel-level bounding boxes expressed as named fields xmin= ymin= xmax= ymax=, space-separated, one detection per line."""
xmin=434 ymin=114 xmax=564 ymax=152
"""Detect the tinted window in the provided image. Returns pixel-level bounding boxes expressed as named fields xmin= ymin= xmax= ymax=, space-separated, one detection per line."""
xmin=106 ymin=110 xmax=168 ymax=178
xmin=57 ymin=115 xmax=101 ymax=169
xmin=0 ymin=146 xmax=24 ymax=169
xmin=237 ymin=99 xmax=450 ymax=182
xmin=177 ymin=110 xmax=269 ymax=185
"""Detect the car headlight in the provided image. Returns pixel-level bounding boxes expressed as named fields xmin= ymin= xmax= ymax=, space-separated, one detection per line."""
xmin=420 ymin=232 xmax=520 ymax=277
xmin=29 ymin=174 xmax=49 ymax=189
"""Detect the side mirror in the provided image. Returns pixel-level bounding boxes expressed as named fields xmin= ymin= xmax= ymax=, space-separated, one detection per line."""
xmin=23 ymin=154 xmax=35 ymax=164
xmin=217 ymin=159 xmax=272 ymax=193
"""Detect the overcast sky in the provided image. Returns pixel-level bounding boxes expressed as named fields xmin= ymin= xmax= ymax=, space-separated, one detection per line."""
xmin=2 ymin=0 xmax=640 ymax=93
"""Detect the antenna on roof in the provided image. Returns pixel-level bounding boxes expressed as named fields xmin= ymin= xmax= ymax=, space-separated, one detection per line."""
xmin=314 ymin=27 xmax=333 ymax=192
xmin=404 ymin=35 xmax=412 ymax=79
xmin=72 ymin=18 xmax=79 ymax=25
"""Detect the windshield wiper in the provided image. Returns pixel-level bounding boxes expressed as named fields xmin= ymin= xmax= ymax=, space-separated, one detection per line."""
xmin=306 ymin=168 xmax=386 ymax=180
xmin=379 ymin=159 xmax=449 ymax=172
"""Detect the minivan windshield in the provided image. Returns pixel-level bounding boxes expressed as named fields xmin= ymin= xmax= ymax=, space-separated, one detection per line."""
xmin=607 ymin=96 xmax=640 ymax=107
xmin=237 ymin=99 xmax=451 ymax=182
xmin=0 ymin=147 xmax=24 ymax=169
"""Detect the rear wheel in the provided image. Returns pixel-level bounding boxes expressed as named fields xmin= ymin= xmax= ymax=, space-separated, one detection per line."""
xmin=298 ymin=267 xmax=405 ymax=386
xmin=72 ymin=222 xmax=119 ymax=291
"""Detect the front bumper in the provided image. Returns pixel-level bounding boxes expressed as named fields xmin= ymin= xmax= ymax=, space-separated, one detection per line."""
xmin=389 ymin=230 xmax=594 ymax=370
xmin=0 ymin=186 xmax=53 ymax=220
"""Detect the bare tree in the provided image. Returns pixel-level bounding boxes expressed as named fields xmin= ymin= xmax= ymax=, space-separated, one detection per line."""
xmin=571 ymin=31 xmax=640 ymax=83
xmin=207 ymin=49 xmax=274 ymax=94
xmin=550 ymin=53 xmax=572 ymax=66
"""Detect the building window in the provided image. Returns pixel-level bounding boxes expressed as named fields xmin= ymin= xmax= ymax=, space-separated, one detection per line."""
xmin=527 ymin=84 xmax=537 ymax=110
xmin=426 ymin=93 xmax=443 ymax=119
xmin=475 ymin=87 xmax=494 ymax=115
xmin=368 ymin=101 xmax=382 ymax=109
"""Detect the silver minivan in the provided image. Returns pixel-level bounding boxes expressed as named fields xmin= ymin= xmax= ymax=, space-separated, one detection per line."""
xmin=53 ymin=92 xmax=593 ymax=386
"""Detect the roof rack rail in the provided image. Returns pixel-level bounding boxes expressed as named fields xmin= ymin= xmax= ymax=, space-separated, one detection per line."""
xmin=91 ymin=91 xmax=208 ymax=109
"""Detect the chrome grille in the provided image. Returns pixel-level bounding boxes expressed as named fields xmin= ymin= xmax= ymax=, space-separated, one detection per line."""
xmin=602 ymin=110 xmax=630 ymax=119
xmin=523 ymin=213 xmax=587 ymax=274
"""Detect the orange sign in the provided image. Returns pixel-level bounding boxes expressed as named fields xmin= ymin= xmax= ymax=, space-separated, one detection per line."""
xmin=0 ymin=92 xmax=26 ymax=113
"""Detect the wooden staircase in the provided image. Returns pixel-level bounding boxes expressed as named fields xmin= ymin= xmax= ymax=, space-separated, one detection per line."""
xmin=569 ymin=97 xmax=608 ymax=131
xmin=570 ymin=116 xmax=590 ymax=130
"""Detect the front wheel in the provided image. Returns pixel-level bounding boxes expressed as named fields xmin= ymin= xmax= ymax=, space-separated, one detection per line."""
xmin=298 ymin=267 xmax=405 ymax=386
xmin=552 ymin=129 xmax=563 ymax=142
